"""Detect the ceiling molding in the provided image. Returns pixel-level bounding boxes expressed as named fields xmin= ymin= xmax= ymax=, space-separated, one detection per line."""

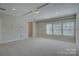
xmin=36 ymin=14 xmax=76 ymax=22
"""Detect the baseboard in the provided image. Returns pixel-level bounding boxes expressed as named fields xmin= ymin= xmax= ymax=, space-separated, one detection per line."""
xmin=0 ymin=37 xmax=27 ymax=44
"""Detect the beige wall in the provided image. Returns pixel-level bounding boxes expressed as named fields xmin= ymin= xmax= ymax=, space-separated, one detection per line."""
xmin=36 ymin=19 xmax=75 ymax=43
xmin=28 ymin=22 xmax=33 ymax=37
xmin=33 ymin=22 xmax=37 ymax=38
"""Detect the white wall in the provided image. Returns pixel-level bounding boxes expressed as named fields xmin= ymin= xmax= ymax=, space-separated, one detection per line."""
xmin=0 ymin=18 xmax=2 ymax=42
xmin=76 ymin=11 xmax=79 ymax=55
xmin=0 ymin=12 xmax=28 ymax=43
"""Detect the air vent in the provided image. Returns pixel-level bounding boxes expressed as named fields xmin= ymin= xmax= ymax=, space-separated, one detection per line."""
xmin=22 ymin=3 xmax=50 ymax=16
xmin=37 ymin=3 xmax=50 ymax=9
xmin=0 ymin=8 xmax=6 ymax=11
xmin=22 ymin=11 xmax=32 ymax=16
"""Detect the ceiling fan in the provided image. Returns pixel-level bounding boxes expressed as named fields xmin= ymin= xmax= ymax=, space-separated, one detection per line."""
xmin=22 ymin=3 xmax=50 ymax=16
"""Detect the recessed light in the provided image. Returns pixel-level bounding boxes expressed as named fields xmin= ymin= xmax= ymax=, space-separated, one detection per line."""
xmin=35 ymin=10 xmax=40 ymax=14
xmin=12 ymin=8 xmax=16 ymax=11
xmin=35 ymin=11 xmax=39 ymax=14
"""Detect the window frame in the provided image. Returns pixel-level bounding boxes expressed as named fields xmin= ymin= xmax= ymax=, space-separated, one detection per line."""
xmin=46 ymin=23 xmax=53 ymax=35
xmin=62 ymin=19 xmax=75 ymax=36
xmin=53 ymin=21 xmax=62 ymax=35
xmin=46 ymin=17 xmax=75 ymax=36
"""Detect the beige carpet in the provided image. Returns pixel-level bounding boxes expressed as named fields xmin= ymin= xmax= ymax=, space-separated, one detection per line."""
xmin=0 ymin=38 xmax=76 ymax=56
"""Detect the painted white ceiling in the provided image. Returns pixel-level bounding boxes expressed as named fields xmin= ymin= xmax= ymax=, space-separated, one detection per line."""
xmin=0 ymin=3 xmax=79 ymax=21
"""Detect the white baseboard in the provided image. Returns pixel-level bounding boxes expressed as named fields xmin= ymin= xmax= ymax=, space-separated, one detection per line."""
xmin=0 ymin=37 xmax=27 ymax=44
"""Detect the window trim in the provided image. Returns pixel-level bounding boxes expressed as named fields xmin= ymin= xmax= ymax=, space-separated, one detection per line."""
xmin=46 ymin=16 xmax=75 ymax=36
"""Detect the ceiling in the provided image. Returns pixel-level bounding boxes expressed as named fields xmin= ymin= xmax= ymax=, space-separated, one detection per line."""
xmin=0 ymin=3 xmax=79 ymax=21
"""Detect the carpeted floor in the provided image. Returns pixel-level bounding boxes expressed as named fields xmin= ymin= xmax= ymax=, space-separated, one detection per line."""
xmin=0 ymin=38 xmax=76 ymax=56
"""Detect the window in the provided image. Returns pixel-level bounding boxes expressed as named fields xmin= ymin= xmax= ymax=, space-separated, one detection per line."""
xmin=63 ymin=21 xmax=74 ymax=36
xmin=46 ymin=24 xmax=52 ymax=35
xmin=53 ymin=23 xmax=62 ymax=35
xmin=46 ymin=17 xmax=75 ymax=36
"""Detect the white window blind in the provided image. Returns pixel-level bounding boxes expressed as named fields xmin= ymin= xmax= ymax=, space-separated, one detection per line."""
xmin=53 ymin=22 xmax=62 ymax=35
xmin=46 ymin=24 xmax=52 ymax=35
xmin=46 ymin=16 xmax=75 ymax=36
xmin=63 ymin=20 xmax=74 ymax=36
